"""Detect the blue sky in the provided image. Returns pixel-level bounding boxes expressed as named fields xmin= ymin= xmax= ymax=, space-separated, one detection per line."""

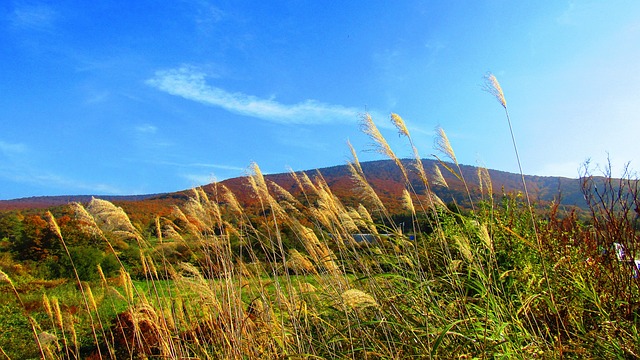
xmin=1 ymin=1 xmax=639 ymax=199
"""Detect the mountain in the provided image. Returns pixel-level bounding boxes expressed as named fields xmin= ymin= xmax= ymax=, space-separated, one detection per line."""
xmin=0 ymin=159 xmax=586 ymax=220
xmin=0 ymin=194 xmax=161 ymax=211
xmin=208 ymin=159 xmax=586 ymax=213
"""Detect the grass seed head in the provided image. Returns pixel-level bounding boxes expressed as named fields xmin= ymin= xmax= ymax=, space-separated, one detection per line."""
xmin=477 ymin=166 xmax=493 ymax=196
xmin=435 ymin=127 xmax=457 ymax=165
xmin=360 ymin=113 xmax=390 ymax=156
xmin=220 ymin=184 xmax=244 ymax=216
xmin=348 ymin=162 xmax=387 ymax=213
xmin=361 ymin=112 xmax=409 ymax=181
xmin=432 ymin=164 xmax=449 ymax=188
xmin=86 ymin=284 xmax=98 ymax=312
xmin=178 ymin=262 xmax=205 ymax=280
xmin=484 ymin=72 xmax=507 ymax=108
xmin=86 ymin=198 xmax=140 ymax=240
xmin=287 ymin=249 xmax=317 ymax=274
xmin=42 ymin=293 xmax=53 ymax=319
xmin=402 ymin=189 xmax=415 ymax=215
xmin=339 ymin=211 xmax=360 ymax=234
xmin=96 ymin=264 xmax=108 ymax=286
xmin=248 ymin=162 xmax=270 ymax=200
xmin=412 ymin=148 xmax=429 ymax=184
xmin=357 ymin=204 xmax=379 ymax=235
xmin=390 ymin=113 xmax=410 ymax=138
xmin=45 ymin=211 xmax=63 ymax=240
xmin=268 ymin=180 xmax=301 ymax=207
xmin=160 ymin=220 xmax=184 ymax=241
xmin=341 ymin=289 xmax=378 ymax=310
xmin=454 ymin=235 xmax=473 ymax=263
xmin=300 ymin=172 xmax=318 ymax=194
xmin=428 ymin=191 xmax=446 ymax=209
xmin=69 ymin=202 xmax=105 ymax=240
xmin=348 ymin=140 xmax=364 ymax=176
xmin=52 ymin=298 xmax=64 ymax=329
xmin=0 ymin=270 xmax=10 ymax=284
xmin=299 ymin=282 xmax=317 ymax=294
xmin=479 ymin=223 xmax=494 ymax=252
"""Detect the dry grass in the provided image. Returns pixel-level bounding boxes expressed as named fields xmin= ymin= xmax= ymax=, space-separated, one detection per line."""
xmin=1 ymin=78 xmax=639 ymax=359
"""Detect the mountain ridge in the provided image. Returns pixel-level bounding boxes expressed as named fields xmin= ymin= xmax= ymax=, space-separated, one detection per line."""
xmin=0 ymin=158 xmax=586 ymax=214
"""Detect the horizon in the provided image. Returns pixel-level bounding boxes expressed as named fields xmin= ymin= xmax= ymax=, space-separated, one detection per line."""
xmin=2 ymin=1 xmax=639 ymax=200
xmin=0 ymin=157 xmax=584 ymax=202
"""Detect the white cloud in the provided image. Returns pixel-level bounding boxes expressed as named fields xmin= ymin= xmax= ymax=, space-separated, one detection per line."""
xmin=135 ymin=124 xmax=158 ymax=134
xmin=181 ymin=173 xmax=217 ymax=186
xmin=184 ymin=162 xmax=246 ymax=171
xmin=0 ymin=141 xmax=27 ymax=155
xmin=10 ymin=3 xmax=58 ymax=31
xmin=146 ymin=66 xmax=361 ymax=124
xmin=85 ymin=90 xmax=110 ymax=104
xmin=193 ymin=1 xmax=225 ymax=28
xmin=31 ymin=173 xmax=125 ymax=195
xmin=153 ymin=160 xmax=246 ymax=172
xmin=173 ymin=162 xmax=247 ymax=186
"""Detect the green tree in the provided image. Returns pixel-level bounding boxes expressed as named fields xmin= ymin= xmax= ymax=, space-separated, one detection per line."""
xmin=12 ymin=214 xmax=59 ymax=261
xmin=0 ymin=211 xmax=23 ymax=242
xmin=48 ymin=246 xmax=116 ymax=281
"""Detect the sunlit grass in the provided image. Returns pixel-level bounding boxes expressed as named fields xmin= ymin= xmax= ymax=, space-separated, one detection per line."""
xmin=0 ymin=75 xmax=639 ymax=358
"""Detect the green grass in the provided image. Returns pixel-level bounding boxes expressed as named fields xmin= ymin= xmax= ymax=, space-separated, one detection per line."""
xmin=2 ymin=181 xmax=639 ymax=359
xmin=1 ymin=76 xmax=639 ymax=358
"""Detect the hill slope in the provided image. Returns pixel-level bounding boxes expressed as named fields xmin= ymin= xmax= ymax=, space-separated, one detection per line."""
xmin=0 ymin=159 xmax=585 ymax=218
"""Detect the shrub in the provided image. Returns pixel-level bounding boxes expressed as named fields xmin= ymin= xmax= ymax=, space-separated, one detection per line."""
xmin=48 ymin=246 xmax=107 ymax=281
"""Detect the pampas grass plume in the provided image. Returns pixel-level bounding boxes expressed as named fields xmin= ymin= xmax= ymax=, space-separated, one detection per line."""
xmin=432 ymin=164 xmax=449 ymax=188
xmin=390 ymin=113 xmax=410 ymax=138
xmin=341 ymin=289 xmax=378 ymax=310
xmin=402 ymin=188 xmax=415 ymax=215
xmin=435 ymin=127 xmax=457 ymax=165
xmin=484 ymin=72 xmax=507 ymax=108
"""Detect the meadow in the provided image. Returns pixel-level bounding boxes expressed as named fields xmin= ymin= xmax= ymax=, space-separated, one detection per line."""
xmin=0 ymin=75 xmax=639 ymax=359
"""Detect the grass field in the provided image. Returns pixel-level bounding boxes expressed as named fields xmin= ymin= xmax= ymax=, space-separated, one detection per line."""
xmin=1 ymin=75 xmax=639 ymax=359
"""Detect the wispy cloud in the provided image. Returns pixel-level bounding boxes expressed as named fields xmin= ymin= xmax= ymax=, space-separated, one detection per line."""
xmin=10 ymin=3 xmax=59 ymax=31
xmin=146 ymin=66 xmax=361 ymax=124
xmin=129 ymin=124 xmax=175 ymax=151
xmin=30 ymin=173 xmax=125 ymax=195
xmin=0 ymin=141 xmax=27 ymax=155
xmin=181 ymin=173 xmax=217 ymax=186
xmin=135 ymin=124 xmax=158 ymax=134
xmin=0 ymin=167 xmax=125 ymax=197
xmin=153 ymin=160 xmax=246 ymax=172
xmin=0 ymin=139 xmax=126 ymax=197
xmin=178 ymin=163 xmax=248 ymax=187
xmin=184 ymin=163 xmax=246 ymax=171
xmin=192 ymin=1 xmax=226 ymax=29
xmin=84 ymin=90 xmax=110 ymax=104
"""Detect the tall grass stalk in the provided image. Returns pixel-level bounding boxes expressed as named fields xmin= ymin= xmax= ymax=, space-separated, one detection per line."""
xmin=5 ymin=76 xmax=640 ymax=358
xmin=484 ymin=72 xmax=566 ymax=349
xmin=1 ymin=270 xmax=47 ymax=359
xmin=45 ymin=211 xmax=104 ymax=359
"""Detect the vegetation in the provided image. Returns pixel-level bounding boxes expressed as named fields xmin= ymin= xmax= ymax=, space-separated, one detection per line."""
xmin=1 ymin=74 xmax=639 ymax=359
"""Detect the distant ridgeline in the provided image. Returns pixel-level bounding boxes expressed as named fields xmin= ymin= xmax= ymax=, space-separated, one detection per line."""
xmin=0 ymin=159 xmax=588 ymax=217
